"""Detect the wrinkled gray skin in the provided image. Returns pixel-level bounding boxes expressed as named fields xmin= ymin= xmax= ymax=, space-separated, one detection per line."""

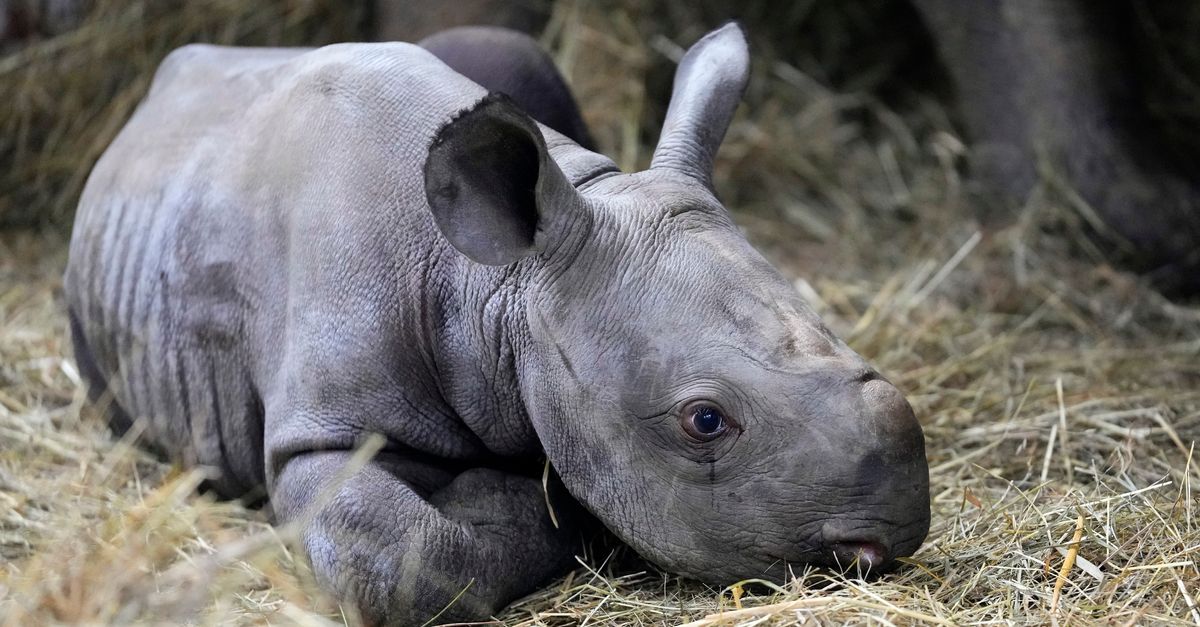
xmin=64 ymin=24 xmax=929 ymax=625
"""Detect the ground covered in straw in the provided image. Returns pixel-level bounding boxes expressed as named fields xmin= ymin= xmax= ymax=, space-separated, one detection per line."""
xmin=2 ymin=1 xmax=1200 ymax=625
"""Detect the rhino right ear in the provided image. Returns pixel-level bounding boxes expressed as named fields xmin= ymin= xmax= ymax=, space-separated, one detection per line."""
xmin=424 ymin=93 xmax=583 ymax=266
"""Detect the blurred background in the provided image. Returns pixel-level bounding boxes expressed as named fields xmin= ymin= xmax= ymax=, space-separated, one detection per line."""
xmin=2 ymin=1 xmax=1200 ymax=624
xmin=4 ymin=0 xmax=1200 ymax=237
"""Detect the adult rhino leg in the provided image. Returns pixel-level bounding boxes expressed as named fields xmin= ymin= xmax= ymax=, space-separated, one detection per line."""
xmin=371 ymin=0 xmax=550 ymax=43
xmin=272 ymin=451 xmax=580 ymax=625
xmin=419 ymin=26 xmax=595 ymax=149
xmin=913 ymin=0 xmax=1200 ymax=293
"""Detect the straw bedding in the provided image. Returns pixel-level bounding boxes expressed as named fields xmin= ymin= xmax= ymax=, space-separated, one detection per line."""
xmin=1 ymin=1 xmax=1197 ymax=624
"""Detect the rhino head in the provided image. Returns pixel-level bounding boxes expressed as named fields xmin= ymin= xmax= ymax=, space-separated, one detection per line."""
xmin=424 ymin=23 xmax=930 ymax=582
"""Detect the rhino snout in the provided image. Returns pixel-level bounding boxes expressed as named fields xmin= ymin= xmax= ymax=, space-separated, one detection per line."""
xmin=806 ymin=373 xmax=931 ymax=574
xmin=818 ymin=516 xmax=925 ymax=575
xmin=860 ymin=377 xmax=926 ymax=460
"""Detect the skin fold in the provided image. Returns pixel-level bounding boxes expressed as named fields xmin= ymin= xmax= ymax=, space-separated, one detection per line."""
xmin=65 ymin=24 xmax=930 ymax=625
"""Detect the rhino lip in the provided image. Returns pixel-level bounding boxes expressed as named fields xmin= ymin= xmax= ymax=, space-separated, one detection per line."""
xmin=760 ymin=537 xmax=830 ymax=573
xmin=764 ymin=546 xmax=897 ymax=578
xmin=813 ymin=518 xmax=926 ymax=574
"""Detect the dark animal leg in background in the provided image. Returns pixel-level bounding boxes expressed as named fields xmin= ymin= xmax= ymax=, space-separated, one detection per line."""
xmin=913 ymin=0 xmax=1200 ymax=294
xmin=371 ymin=0 xmax=550 ymax=43
xmin=420 ymin=26 xmax=596 ymax=150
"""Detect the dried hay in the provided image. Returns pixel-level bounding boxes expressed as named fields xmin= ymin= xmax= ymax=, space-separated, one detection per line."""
xmin=0 ymin=0 xmax=363 ymax=228
xmin=2 ymin=0 xmax=1199 ymax=625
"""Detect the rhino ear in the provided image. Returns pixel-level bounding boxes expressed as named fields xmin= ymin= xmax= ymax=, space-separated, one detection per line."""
xmin=650 ymin=22 xmax=750 ymax=188
xmin=424 ymin=93 xmax=582 ymax=265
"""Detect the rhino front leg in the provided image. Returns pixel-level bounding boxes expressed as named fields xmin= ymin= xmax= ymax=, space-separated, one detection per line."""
xmin=273 ymin=452 xmax=580 ymax=625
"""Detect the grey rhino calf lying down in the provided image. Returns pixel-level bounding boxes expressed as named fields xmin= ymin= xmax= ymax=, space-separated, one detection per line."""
xmin=65 ymin=23 xmax=931 ymax=625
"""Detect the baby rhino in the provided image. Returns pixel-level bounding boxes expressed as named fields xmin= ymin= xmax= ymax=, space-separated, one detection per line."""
xmin=65 ymin=24 xmax=930 ymax=625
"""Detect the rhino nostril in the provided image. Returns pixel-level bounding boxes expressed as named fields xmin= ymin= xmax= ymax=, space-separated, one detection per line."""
xmin=831 ymin=541 xmax=889 ymax=573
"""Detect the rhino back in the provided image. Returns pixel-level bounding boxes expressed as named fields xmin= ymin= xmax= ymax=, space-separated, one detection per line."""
xmin=65 ymin=42 xmax=493 ymax=495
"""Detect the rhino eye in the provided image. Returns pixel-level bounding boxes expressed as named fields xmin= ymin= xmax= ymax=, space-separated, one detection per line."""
xmin=681 ymin=403 xmax=729 ymax=441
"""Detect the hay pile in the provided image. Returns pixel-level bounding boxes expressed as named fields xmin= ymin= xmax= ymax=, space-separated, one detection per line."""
xmin=2 ymin=1 xmax=1199 ymax=625
xmin=0 ymin=0 xmax=363 ymax=228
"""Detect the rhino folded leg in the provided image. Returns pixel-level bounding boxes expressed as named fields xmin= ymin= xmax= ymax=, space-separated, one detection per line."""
xmin=273 ymin=452 xmax=579 ymax=625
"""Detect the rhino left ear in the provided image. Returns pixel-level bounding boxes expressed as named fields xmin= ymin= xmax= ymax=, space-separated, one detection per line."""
xmin=651 ymin=22 xmax=750 ymax=188
xmin=424 ymin=93 xmax=583 ymax=266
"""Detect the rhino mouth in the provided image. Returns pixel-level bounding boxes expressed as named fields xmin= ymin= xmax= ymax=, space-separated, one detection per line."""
xmin=809 ymin=516 xmax=930 ymax=575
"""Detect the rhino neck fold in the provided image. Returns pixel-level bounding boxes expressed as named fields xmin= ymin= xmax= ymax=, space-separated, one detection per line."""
xmin=429 ymin=131 xmax=610 ymax=462
xmin=423 ymin=251 xmax=539 ymax=459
